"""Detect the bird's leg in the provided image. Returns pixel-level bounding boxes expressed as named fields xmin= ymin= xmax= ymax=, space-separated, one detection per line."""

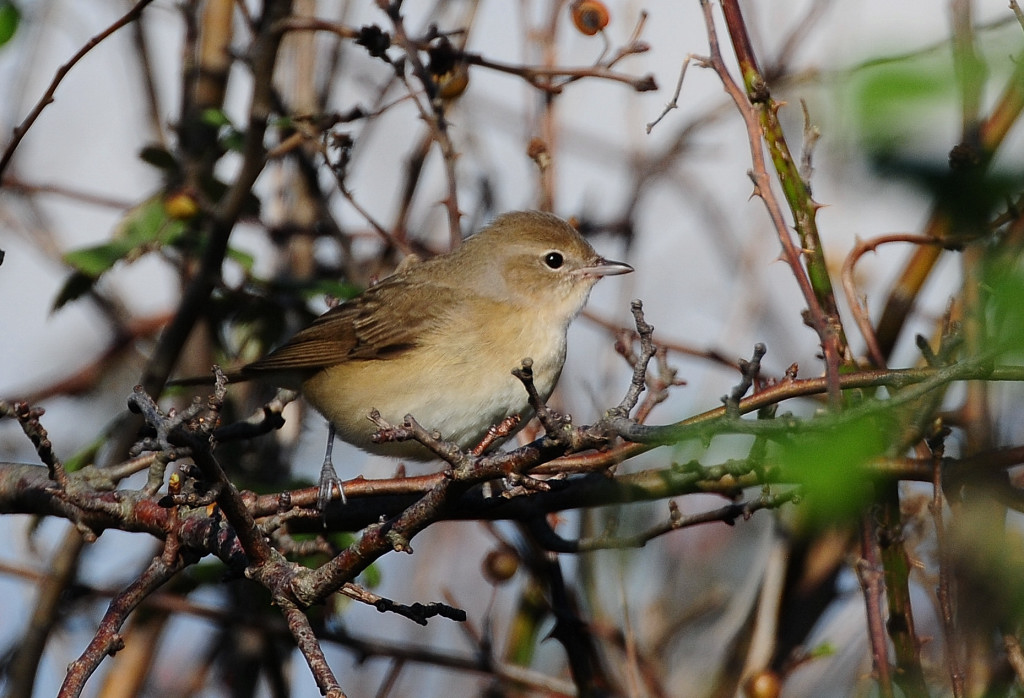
xmin=318 ymin=424 xmax=345 ymax=509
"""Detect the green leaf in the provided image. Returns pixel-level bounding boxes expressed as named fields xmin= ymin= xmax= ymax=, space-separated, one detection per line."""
xmin=139 ymin=145 xmax=180 ymax=174
xmin=62 ymin=199 xmax=176 ymax=275
xmin=62 ymin=240 xmax=138 ymax=277
xmin=301 ymin=278 xmax=363 ymax=302
xmin=0 ymin=1 xmax=21 ymax=47
xmin=52 ymin=270 xmax=96 ymax=310
xmin=220 ymin=128 xmax=245 ymax=154
xmin=200 ymin=108 xmax=233 ymax=128
xmin=63 ymin=433 xmax=106 ymax=472
xmin=121 ymin=197 xmax=183 ymax=245
xmin=225 ymin=246 xmax=255 ymax=272
xmin=199 ymin=108 xmax=246 ymax=152
xmin=808 ymin=642 xmax=837 ymax=659
xmin=360 ymin=562 xmax=382 ymax=589
xmin=57 ymin=197 xmax=187 ymax=308
xmin=985 ymin=259 xmax=1024 ymax=357
xmin=853 ymin=60 xmax=953 ymax=152
xmin=775 ymin=410 xmax=896 ymax=525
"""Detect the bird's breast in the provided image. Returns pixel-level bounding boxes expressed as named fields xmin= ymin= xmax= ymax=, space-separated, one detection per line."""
xmin=301 ymin=300 xmax=570 ymax=458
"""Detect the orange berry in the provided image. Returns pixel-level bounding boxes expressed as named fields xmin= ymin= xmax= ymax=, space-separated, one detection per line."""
xmin=744 ymin=670 xmax=782 ymax=698
xmin=482 ymin=545 xmax=520 ymax=584
xmin=164 ymin=189 xmax=199 ymax=220
xmin=526 ymin=137 xmax=551 ymax=171
xmin=436 ymin=63 xmax=470 ymax=100
xmin=571 ymin=0 xmax=609 ymax=36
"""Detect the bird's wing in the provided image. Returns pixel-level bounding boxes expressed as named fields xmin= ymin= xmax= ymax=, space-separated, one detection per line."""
xmin=243 ymin=275 xmax=449 ymax=376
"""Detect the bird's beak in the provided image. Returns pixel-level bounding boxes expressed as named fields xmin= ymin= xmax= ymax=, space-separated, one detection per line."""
xmin=576 ymin=257 xmax=634 ymax=278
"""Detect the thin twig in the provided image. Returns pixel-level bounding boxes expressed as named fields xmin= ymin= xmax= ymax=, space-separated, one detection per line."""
xmin=722 ymin=344 xmax=767 ymax=417
xmin=711 ymin=0 xmax=848 ymax=405
xmin=10 ymin=402 xmax=69 ymax=489
xmin=128 ymin=386 xmax=275 ymax=567
xmin=647 ymin=55 xmax=694 ymax=134
xmin=281 ymin=602 xmax=346 ymax=697
xmin=857 ymin=514 xmax=895 ymax=698
xmin=0 ymin=0 xmax=157 ymax=177
xmin=930 ymin=445 xmax=965 ymax=697
xmin=60 ymin=554 xmax=185 ymax=698
xmin=377 ymin=2 xmax=463 ymax=248
xmin=461 ymin=52 xmax=657 ymax=94
xmin=526 ymin=488 xmax=800 ymax=552
xmin=694 ymin=0 xmax=830 ymax=380
xmin=512 ymin=359 xmax=573 ymax=439
xmin=840 ymin=233 xmax=948 ymax=367
xmin=1013 ymin=0 xmax=1024 ymax=31
xmin=608 ymin=300 xmax=657 ymax=419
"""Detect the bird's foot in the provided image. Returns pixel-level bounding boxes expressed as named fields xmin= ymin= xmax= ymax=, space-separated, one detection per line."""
xmin=317 ymin=458 xmax=345 ymax=510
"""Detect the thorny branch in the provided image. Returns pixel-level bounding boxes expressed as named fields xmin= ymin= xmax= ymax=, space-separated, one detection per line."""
xmin=525 ymin=488 xmax=801 ymax=553
xmin=4 ymin=2 xmax=1024 ymax=696
xmin=2 ymin=338 xmax=1024 ymax=694
xmin=695 ymin=0 xmax=846 ymax=406
xmin=841 ymin=233 xmax=949 ymax=367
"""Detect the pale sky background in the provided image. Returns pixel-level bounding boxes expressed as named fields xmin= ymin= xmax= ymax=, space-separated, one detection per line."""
xmin=0 ymin=1 xmax=1022 ymax=695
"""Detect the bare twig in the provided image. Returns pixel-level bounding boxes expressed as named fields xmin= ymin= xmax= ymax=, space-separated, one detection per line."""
xmin=0 ymin=0 xmax=157 ymax=177
xmin=273 ymin=14 xmax=360 ymax=40
xmin=1013 ymin=1 xmax=1024 ymax=31
xmin=856 ymin=515 xmax=895 ymax=698
xmin=929 ymin=441 xmax=965 ymax=696
xmin=526 ymin=488 xmax=800 ymax=552
xmin=840 ymin=233 xmax=948 ymax=367
xmin=586 ymin=309 xmax=743 ymax=374
xmin=376 ymin=2 xmax=463 ymax=247
xmin=513 ymin=358 xmax=573 ymax=440
xmin=7 ymin=402 xmax=69 ymax=489
xmin=342 ymin=582 xmax=466 ymax=625
xmin=709 ymin=0 xmax=849 ymax=405
xmin=281 ymin=602 xmax=345 ymax=697
xmin=461 ymin=51 xmax=657 ymax=94
xmin=608 ymin=300 xmax=657 ymax=419
xmin=60 ymin=554 xmax=186 ymax=698
xmin=127 ymin=386 xmax=275 ymax=567
xmin=722 ymin=344 xmax=767 ymax=417
xmin=647 ymin=55 xmax=695 ymax=134
xmin=693 ymin=1 xmax=832 ymax=389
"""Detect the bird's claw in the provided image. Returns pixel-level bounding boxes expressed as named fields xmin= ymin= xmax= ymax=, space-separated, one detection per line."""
xmin=317 ymin=459 xmax=345 ymax=510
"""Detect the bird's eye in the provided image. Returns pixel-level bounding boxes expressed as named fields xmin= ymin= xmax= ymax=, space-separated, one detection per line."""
xmin=544 ymin=251 xmax=564 ymax=269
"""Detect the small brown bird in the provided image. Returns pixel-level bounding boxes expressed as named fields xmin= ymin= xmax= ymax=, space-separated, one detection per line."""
xmin=235 ymin=211 xmax=633 ymax=506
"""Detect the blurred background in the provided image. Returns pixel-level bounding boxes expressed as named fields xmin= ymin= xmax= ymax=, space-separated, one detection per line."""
xmin=1 ymin=0 xmax=1022 ymax=695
